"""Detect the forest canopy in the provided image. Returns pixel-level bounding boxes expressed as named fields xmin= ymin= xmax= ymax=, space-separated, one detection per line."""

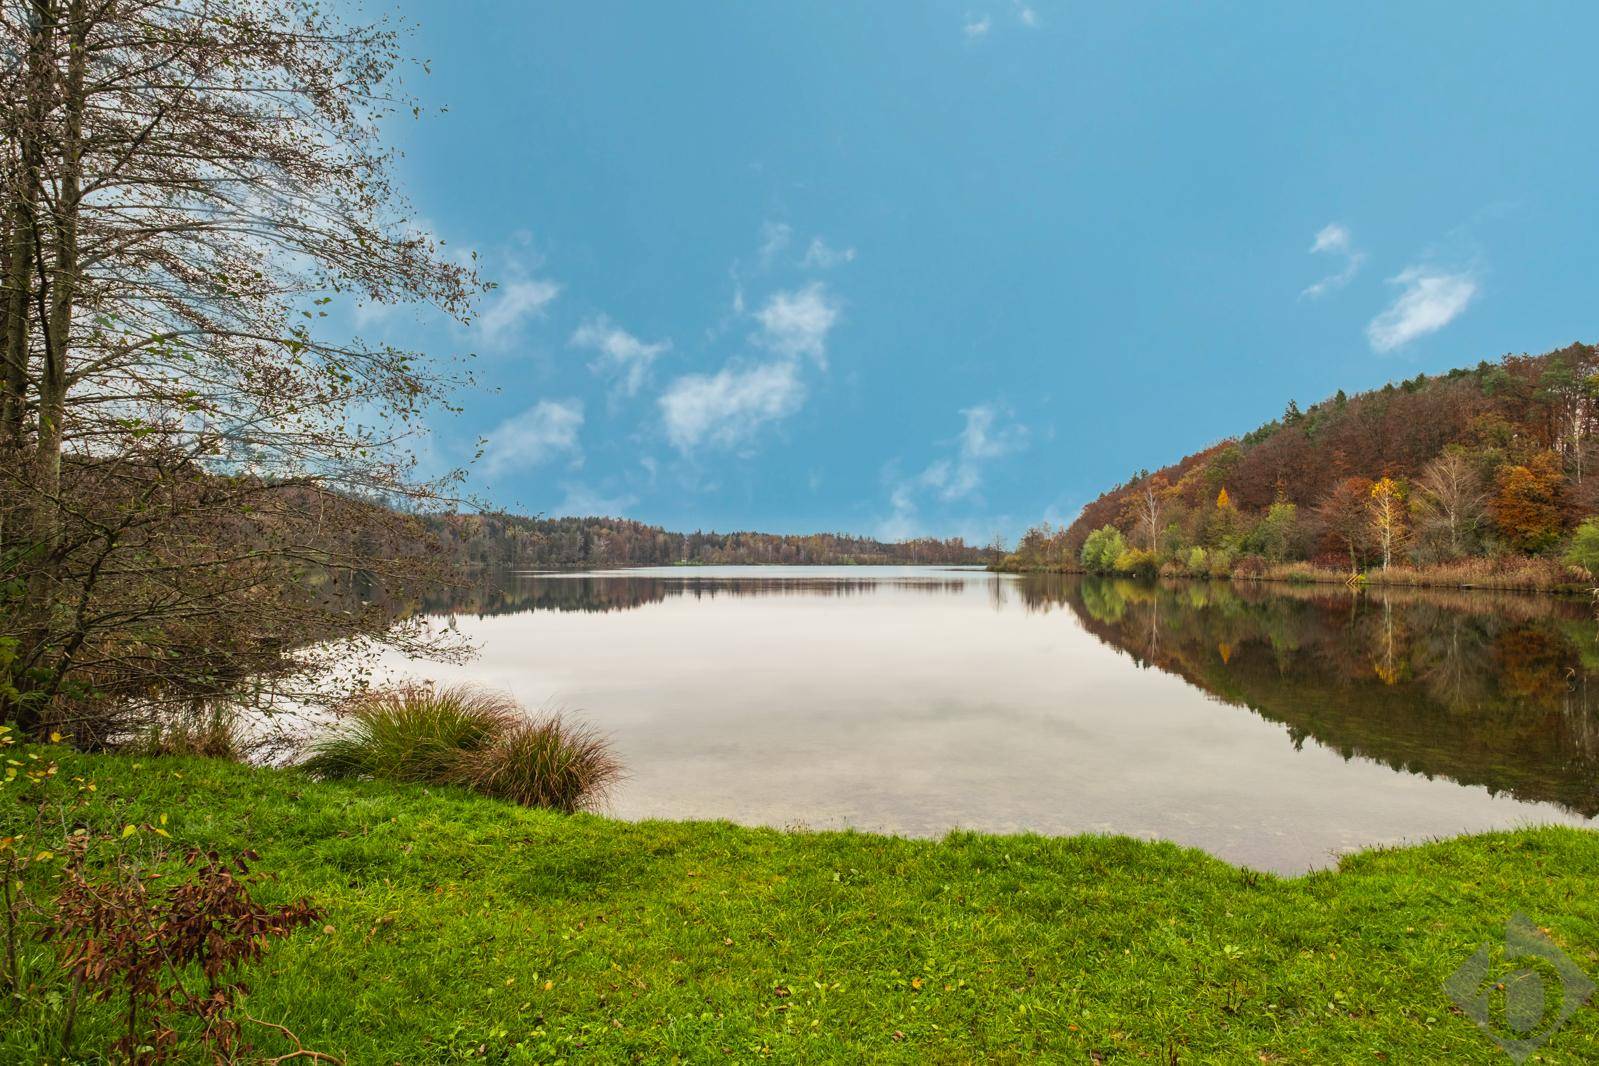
xmin=1002 ymin=343 xmax=1599 ymax=582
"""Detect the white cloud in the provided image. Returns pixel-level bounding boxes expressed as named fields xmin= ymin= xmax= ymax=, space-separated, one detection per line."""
xmin=1300 ymin=222 xmax=1366 ymax=299
xmin=758 ymin=221 xmax=793 ymax=267
xmin=1015 ymin=3 xmax=1038 ymax=27
xmin=480 ymin=399 xmax=583 ymax=476
xmin=963 ymin=14 xmax=992 ymax=38
xmin=1366 ymin=267 xmax=1479 ymax=352
xmin=659 ymin=361 xmax=805 ymax=452
xmin=879 ymin=404 xmax=1028 ymax=538
xmin=477 ymin=278 xmax=561 ymax=347
xmin=956 ymin=402 xmax=1027 ymax=468
xmin=754 ymin=282 xmax=841 ymax=363
xmin=800 ymin=237 xmax=857 ymax=269
xmin=570 ymin=316 xmax=671 ymax=397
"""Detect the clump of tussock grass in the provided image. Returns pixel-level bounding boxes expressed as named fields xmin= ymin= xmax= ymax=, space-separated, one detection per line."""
xmin=122 ymin=704 xmax=246 ymax=760
xmin=300 ymin=682 xmax=619 ymax=813
xmin=449 ymin=716 xmax=623 ymax=813
xmin=300 ymin=683 xmax=517 ymax=783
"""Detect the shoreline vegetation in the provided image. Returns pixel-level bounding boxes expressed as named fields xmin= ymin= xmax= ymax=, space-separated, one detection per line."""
xmin=994 ymin=554 xmax=1593 ymax=595
xmin=997 ymin=344 xmax=1599 ymax=599
xmin=3 ymin=748 xmax=1597 ymax=1063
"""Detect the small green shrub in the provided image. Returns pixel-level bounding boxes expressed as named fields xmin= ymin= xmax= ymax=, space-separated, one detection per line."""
xmin=1564 ymin=518 xmax=1599 ymax=575
xmin=1079 ymin=526 xmax=1127 ymax=572
xmin=301 ymin=683 xmax=517 ymax=783
xmin=450 ymin=716 xmax=623 ymax=813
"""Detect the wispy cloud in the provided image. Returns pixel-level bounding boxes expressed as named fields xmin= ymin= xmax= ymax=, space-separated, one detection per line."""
xmin=477 ymin=278 xmax=561 ymax=347
xmin=480 ymin=398 xmax=584 ymax=476
xmin=677 ymin=230 xmax=849 ymax=455
xmin=570 ymin=316 xmax=671 ymax=397
xmin=758 ymin=221 xmax=793 ymax=267
xmin=1366 ymin=266 xmax=1479 ymax=352
xmin=963 ymin=14 xmax=992 ymax=38
xmin=754 ymin=282 xmax=841 ymax=363
xmin=880 ymin=404 xmax=1028 ymax=538
xmin=659 ymin=361 xmax=805 ymax=452
xmin=800 ymin=237 xmax=857 ymax=269
xmin=1300 ymin=222 xmax=1365 ymax=299
xmin=1015 ymin=2 xmax=1039 ymax=27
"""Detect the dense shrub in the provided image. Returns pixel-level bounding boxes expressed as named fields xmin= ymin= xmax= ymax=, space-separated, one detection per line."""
xmin=1079 ymin=526 xmax=1127 ymax=572
xmin=1232 ymin=553 xmax=1268 ymax=578
xmin=1565 ymin=518 xmax=1599 ymax=576
xmin=1113 ymin=548 xmax=1159 ymax=578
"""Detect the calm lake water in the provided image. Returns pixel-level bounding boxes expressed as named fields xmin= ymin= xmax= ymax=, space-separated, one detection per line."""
xmin=386 ymin=565 xmax=1599 ymax=873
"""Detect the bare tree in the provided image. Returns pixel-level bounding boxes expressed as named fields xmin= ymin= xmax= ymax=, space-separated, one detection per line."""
xmin=1413 ymin=451 xmax=1486 ymax=558
xmin=1127 ymin=475 xmax=1167 ymax=553
xmin=0 ymin=0 xmax=484 ymax=738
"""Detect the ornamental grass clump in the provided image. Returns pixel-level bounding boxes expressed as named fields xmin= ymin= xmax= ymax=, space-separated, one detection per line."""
xmin=300 ymin=683 xmax=620 ymax=813
xmin=300 ymin=683 xmax=518 ymax=784
xmin=449 ymin=717 xmax=623 ymax=813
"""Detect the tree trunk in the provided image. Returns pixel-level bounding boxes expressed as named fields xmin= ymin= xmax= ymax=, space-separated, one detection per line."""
xmin=1 ymin=1 xmax=50 ymax=541
xmin=20 ymin=0 xmax=86 ymax=733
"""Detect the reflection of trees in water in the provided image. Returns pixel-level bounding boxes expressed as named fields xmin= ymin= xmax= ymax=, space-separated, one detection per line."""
xmin=414 ymin=573 xmax=975 ymax=617
xmin=1029 ymin=574 xmax=1599 ymax=817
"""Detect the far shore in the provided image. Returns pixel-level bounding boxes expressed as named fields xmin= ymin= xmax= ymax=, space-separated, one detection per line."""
xmin=991 ymin=558 xmax=1596 ymax=597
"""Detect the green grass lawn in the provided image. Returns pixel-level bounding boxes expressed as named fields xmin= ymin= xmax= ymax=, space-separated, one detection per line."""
xmin=3 ymin=749 xmax=1598 ymax=1063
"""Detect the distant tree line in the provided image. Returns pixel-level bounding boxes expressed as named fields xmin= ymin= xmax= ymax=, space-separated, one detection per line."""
xmin=1001 ymin=343 xmax=1599 ymax=582
xmin=428 ymin=514 xmax=997 ymax=569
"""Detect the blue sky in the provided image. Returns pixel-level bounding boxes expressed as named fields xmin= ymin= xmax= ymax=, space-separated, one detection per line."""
xmin=351 ymin=2 xmax=1599 ymax=544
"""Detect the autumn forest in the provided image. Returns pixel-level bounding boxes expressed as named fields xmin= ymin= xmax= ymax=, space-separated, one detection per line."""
xmin=1001 ymin=342 xmax=1599 ymax=589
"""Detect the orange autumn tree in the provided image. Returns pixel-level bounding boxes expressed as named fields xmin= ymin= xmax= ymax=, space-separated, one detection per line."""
xmin=1492 ymin=452 xmax=1565 ymax=552
xmin=1316 ymin=476 xmax=1374 ymax=572
xmin=1367 ymin=477 xmax=1408 ymax=571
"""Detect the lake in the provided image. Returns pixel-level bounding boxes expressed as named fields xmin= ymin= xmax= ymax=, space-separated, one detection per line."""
xmin=385 ymin=565 xmax=1599 ymax=873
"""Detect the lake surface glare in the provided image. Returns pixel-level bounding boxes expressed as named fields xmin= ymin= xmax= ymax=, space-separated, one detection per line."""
xmin=388 ymin=565 xmax=1598 ymax=873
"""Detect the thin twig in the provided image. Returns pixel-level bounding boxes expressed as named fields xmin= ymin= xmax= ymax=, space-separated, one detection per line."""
xmin=244 ymin=1013 xmax=344 ymax=1065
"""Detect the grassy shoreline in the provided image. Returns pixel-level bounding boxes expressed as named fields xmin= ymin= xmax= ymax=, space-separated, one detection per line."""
xmin=3 ymin=751 xmax=1598 ymax=1062
xmin=993 ymin=559 xmax=1594 ymax=596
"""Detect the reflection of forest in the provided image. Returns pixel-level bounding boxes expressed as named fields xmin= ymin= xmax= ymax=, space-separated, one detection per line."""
xmin=412 ymin=573 xmax=976 ymax=617
xmin=1026 ymin=575 xmax=1599 ymax=816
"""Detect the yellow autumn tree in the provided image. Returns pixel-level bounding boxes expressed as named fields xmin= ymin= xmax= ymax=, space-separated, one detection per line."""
xmin=1206 ymin=486 xmax=1243 ymax=550
xmin=1367 ymin=477 xmax=1407 ymax=571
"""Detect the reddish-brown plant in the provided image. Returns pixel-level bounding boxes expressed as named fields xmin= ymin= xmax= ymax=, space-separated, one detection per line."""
xmin=44 ymin=839 xmax=322 ymax=1063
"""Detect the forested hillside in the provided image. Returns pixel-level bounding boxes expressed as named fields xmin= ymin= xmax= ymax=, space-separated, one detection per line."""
xmin=1003 ymin=342 xmax=1599 ymax=583
xmin=430 ymin=514 xmax=995 ymax=569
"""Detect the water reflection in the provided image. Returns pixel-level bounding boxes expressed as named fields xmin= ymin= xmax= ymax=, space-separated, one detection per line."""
xmin=415 ymin=568 xmax=977 ymax=616
xmin=375 ymin=566 xmax=1595 ymax=871
xmin=1030 ymin=576 xmax=1599 ymax=818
